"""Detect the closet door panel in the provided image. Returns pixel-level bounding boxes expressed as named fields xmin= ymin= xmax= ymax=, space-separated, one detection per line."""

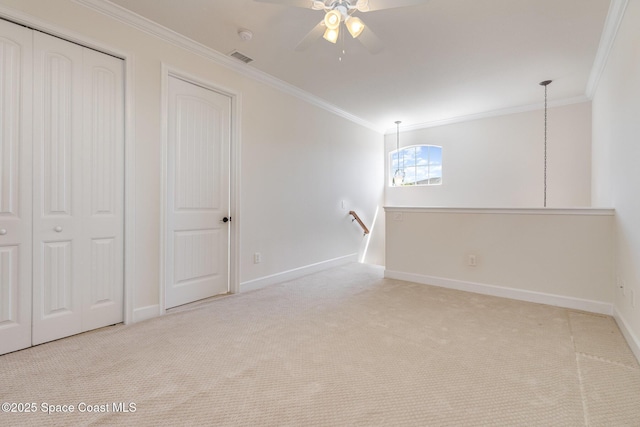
xmin=81 ymin=47 xmax=124 ymax=331
xmin=32 ymin=31 xmax=84 ymax=345
xmin=0 ymin=19 xmax=32 ymax=355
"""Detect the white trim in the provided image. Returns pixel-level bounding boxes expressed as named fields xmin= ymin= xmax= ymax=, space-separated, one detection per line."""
xmin=0 ymin=5 xmax=137 ymax=326
xmin=73 ymin=0 xmax=382 ymax=133
xmin=229 ymin=93 xmax=242 ymax=295
xmin=159 ymin=64 xmax=241 ymax=313
xmin=383 ymin=206 xmax=615 ymax=216
xmin=385 ymin=96 xmax=590 ymax=134
xmin=241 ymin=254 xmax=359 ymax=293
xmin=132 ymin=305 xmax=160 ymax=323
xmin=586 ymin=0 xmax=629 ymax=98
xmin=384 ymin=270 xmax=613 ymax=316
xmin=613 ymin=307 xmax=640 ymax=364
xmin=159 ymin=65 xmax=169 ymax=316
xmin=122 ymin=48 xmax=136 ymax=325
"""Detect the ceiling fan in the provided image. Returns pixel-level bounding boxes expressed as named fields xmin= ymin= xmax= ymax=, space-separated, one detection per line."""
xmin=255 ymin=0 xmax=429 ymax=54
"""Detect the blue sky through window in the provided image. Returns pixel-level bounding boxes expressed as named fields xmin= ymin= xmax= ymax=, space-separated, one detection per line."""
xmin=390 ymin=145 xmax=442 ymax=186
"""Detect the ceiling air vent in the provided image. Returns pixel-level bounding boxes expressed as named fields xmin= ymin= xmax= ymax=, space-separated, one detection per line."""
xmin=229 ymin=50 xmax=253 ymax=64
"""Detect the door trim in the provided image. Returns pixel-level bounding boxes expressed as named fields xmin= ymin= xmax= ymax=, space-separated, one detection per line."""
xmin=0 ymin=7 xmax=136 ymax=326
xmin=160 ymin=64 xmax=241 ymax=314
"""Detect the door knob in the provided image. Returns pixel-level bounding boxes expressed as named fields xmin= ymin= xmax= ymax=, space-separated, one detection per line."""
xmin=221 ymin=217 xmax=231 ymax=223
xmin=54 ymin=226 xmax=63 ymax=232
xmin=0 ymin=229 xmax=6 ymax=235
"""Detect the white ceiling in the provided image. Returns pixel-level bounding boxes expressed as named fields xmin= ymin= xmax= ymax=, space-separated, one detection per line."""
xmin=107 ymin=0 xmax=611 ymax=132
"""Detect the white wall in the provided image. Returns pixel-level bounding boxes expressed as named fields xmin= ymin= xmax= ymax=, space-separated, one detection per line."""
xmin=385 ymin=207 xmax=614 ymax=313
xmin=592 ymin=0 xmax=640 ymax=357
xmin=0 ymin=0 xmax=384 ymax=318
xmin=385 ymin=103 xmax=592 ymax=208
xmin=241 ymin=95 xmax=386 ymax=280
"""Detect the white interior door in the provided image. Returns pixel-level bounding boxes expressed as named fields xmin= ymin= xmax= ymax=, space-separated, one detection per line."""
xmin=0 ymin=20 xmax=33 ymax=355
xmin=32 ymin=31 xmax=124 ymax=345
xmin=166 ymin=76 xmax=230 ymax=309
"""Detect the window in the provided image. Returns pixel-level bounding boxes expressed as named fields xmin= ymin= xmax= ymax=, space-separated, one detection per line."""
xmin=390 ymin=145 xmax=442 ymax=186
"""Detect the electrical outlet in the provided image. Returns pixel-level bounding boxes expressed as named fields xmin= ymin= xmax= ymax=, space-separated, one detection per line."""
xmin=253 ymin=252 xmax=262 ymax=264
xmin=468 ymin=254 xmax=477 ymax=267
xmin=341 ymin=200 xmax=346 ymax=210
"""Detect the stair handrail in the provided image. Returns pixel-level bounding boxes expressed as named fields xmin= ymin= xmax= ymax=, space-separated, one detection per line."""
xmin=349 ymin=211 xmax=370 ymax=235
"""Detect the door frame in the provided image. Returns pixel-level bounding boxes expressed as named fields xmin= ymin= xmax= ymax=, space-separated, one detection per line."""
xmin=160 ymin=64 xmax=241 ymax=314
xmin=0 ymin=7 xmax=136 ymax=325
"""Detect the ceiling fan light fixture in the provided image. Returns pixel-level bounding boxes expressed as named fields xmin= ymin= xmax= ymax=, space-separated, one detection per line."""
xmin=324 ymin=9 xmax=341 ymax=30
xmin=355 ymin=0 xmax=370 ymax=12
xmin=323 ymin=26 xmax=340 ymax=43
xmin=345 ymin=16 xmax=364 ymax=38
xmin=311 ymin=0 xmax=325 ymax=10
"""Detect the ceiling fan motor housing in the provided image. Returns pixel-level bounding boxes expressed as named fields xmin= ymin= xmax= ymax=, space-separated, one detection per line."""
xmin=336 ymin=4 xmax=349 ymax=18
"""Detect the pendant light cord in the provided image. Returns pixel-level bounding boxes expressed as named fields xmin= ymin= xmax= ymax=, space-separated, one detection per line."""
xmin=396 ymin=121 xmax=402 ymax=169
xmin=540 ymin=80 xmax=552 ymax=208
xmin=544 ymin=84 xmax=547 ymax=208
xmin=392 ymin=120 xmax=403 ymax=186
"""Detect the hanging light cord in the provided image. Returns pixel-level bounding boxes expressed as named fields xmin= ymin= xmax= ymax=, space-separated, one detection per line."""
xmin=544 ymin=84 xmax=547 ymax=207
xmin=540 ymin=80 xmax=552 ymax=207
xmin=392 ymin=120 xmax=403 ymax=186
xmin=396 ymin=121 xmax=402 ymax=169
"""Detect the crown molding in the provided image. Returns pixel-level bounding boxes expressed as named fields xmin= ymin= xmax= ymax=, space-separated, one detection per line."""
xmin=73 ymin=0 xmax=623 ymax=136
xmin=586 ymin=0 xmax=629 ymax=98
xmin=0 ymin=3 xmax=126 ymax=58
xmin=73 ymin=0 xmax=383 ymax=133
xmin=385 ymin=95 xmax=591 ymax=134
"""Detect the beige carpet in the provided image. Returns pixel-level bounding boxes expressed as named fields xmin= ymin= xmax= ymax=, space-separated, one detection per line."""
xmin=1 ymin=263 xmax=639 ymax=426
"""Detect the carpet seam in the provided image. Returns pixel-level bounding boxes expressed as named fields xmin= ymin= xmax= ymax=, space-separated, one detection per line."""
xmin=568 ymin=309 xmax=590 ymax=427
xmin=576 ymin=352 xmax=640 ymax=370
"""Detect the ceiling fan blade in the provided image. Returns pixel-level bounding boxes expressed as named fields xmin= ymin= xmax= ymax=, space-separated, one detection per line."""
xmin=254 ymin=0 xmax=318 ymax=8
xmin=358 ymin=25 xmax=384 ymax=54
xmin=358 ymin=0 xmax=430 ymax=12
xmin=295 ymin=20 xmax=326 ymax=51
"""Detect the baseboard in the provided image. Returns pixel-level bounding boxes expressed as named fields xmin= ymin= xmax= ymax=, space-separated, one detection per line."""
xmin=132 ymin=304 xmax=160 ymax=323
xmin=384 ymin=270 xmax=613 ymax=315
xmin=613 ymin=306 xmax=640 ymax=364
xmin=241 ymin=254 xmax=359 ymax=293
